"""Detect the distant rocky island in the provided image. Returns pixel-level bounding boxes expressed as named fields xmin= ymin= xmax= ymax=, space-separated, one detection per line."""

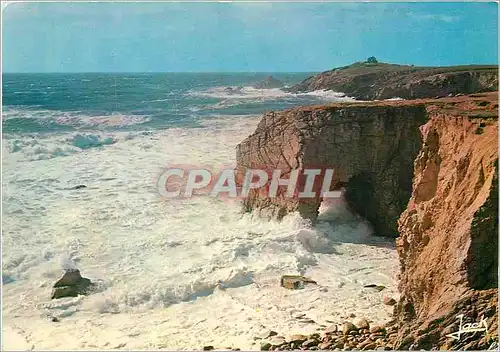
xmin=286 ymin=60 xmax=498 ymax=100
xmin=236 ymin=60 xmax=499 ymax=350
xmin=253 ymin=76 xmax=285 ymax=89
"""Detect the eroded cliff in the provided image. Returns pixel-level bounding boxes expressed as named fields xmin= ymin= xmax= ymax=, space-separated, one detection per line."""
xmin=393 ymin=94 xmax=498 ymax=350
xmin=236 ymin=92 xmax=498 ymax=349
xmin=288 ymin=62 xmax=498 ymax=100
xmin=237 ymin=100 xmax=427 ymax=237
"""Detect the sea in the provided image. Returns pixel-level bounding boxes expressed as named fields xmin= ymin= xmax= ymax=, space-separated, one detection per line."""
xmin=2 ymin=73 xmax=398 ymax=350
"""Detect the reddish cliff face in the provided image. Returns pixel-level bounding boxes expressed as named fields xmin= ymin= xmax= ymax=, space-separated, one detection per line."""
xmin=236 ymin=92 xmax=498 ymax=349
xmin=393 ymin=94 xmax=498 ymax=350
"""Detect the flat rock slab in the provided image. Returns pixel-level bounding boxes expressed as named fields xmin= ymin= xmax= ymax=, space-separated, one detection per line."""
xmin=280 ymin=275 xmax=317 ymax=290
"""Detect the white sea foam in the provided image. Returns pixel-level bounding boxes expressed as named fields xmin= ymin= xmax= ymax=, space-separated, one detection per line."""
xmin=2 ymin=116 xmax=398 ymax=350
xmin=3 ymin=133 xmax=121 ymax=161
xmin=187 ymin=86 xmax=357 ymax=102
xmin=56 ymin=113 xmax=151 ymax=128
xmin=2 ymin=108 xmax=151 ymax=128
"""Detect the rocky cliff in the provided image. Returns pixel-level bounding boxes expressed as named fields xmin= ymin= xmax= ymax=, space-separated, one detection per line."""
xmin=288 ymin=62 xmax=498 ymax=100
xmin=236 ymin=101 xmax=427 ymax=237
xmin=236 ymin=92 xmax=498 ymax=349
xmin=393 ymin=93 xmax=498 ymax=350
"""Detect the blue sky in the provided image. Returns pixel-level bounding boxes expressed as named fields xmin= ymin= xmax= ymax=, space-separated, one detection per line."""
xmin=2 ymin=1 xmax=498 ymax=72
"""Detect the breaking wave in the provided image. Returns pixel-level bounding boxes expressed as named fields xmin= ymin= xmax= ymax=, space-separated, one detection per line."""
xmin=187 ymin=86 xmax=357 ymax=102
xmin=4 ymin=133 xmax=121 ymax=161
xmin=2 ymin=107 xmax=151 ymax=130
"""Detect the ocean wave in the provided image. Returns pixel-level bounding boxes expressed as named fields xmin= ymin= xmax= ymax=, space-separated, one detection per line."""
xmin=84 ymin=267 xmax=255 ymax=312
xmin=187 ymin=86 xmax=293 ymax=100
xmin=56 ymin=114 xmax=151 ymax=128
xmin=71 ymin=134 xmax=116 ymax=150
xmin=189 ymin=86 xmax=292 ymax=100
xmin=186 ymin=85 xmax=357 ymax=102
xmin=4 ymin=132 xmax=119 ymax=161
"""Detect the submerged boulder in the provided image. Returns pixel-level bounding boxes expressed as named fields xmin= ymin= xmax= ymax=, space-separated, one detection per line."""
xmin=51 ymin=269 xmax=93 ymax=299
xmin=70 ymin=185 xmax=87 ymax=190
xmin=363 ymin=284 xmax=386 ymax=291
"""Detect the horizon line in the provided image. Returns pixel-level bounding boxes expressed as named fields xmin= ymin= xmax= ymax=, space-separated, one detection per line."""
xmin=2 ymin=63 xmax=499 ymax=75
xmin=2 ymin=71 xmax=321 ymax=74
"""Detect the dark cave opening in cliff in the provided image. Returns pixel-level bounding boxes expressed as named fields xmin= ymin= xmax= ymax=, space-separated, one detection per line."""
xmin=340 ymin=172 xmax=388 ymax=238
xmin=343 ymin=172 xmax=374 ymax=221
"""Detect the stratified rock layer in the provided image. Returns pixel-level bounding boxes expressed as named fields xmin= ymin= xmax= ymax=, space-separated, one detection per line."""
xmin=236 ymin=101 xmax=427 ymax=237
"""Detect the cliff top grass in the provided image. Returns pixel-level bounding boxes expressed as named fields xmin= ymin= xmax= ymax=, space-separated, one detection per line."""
xmin=326 ymin=61 xmax=498 ymax=75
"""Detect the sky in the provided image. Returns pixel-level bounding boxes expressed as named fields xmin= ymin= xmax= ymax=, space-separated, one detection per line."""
xmin=1 ymin=1 xmax=498 ymax=73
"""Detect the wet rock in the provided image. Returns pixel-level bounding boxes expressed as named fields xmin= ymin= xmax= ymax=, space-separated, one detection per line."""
xmin=319 ymin=342 xmax=333 ymax=349
xmin=302 ymin=339 xmax=319 ymax=348
xmin=253 ymin=76 xmax=284 ymax=89
xmin=342 ymin=322 xmax=357 ymax=336
xmin=280 ymin=275 xmax=317 ymax=290
xmin=299 ymin=318 xmax=316 ymax=324
xmin=355 ymin=318 xmax=370 ymax=330
xmin=258 ymin=330 xmax=278 ymax=339
xmin=51 ymin=269 xmax=94 ymax=299
xmin=260 ymin=342 xmax=272 ymax=351
xmin=359 ymin=340 xmax=376 ymax=350
xmin=203 ymin=346 xmax=214 ymax=351
xmin=363 ymin=284 xmax=386 ymax=291
xmin=51 ymin=286 xmax=79 ymax=299
xmin=70 ymin=185 xmax=87 ymax=190
xmin=324 ymin=324 xmax=338 ymax=334
xmin=369 ymin=326 xmax=384 ymax=334
xmin=383 ymin=296 xmax=397 ymax=306
xmin=288 ymin=334 xmax=308 ymax=344
xmin=2 ymin=274 xmax=15 ymax=284
xmin=399 ymin=335 xmax=415 ymax=349
xmin=333 ymin=341 xmax=345 ymax=349
xmin=268 ymin=337 xmax=285 ymax=347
